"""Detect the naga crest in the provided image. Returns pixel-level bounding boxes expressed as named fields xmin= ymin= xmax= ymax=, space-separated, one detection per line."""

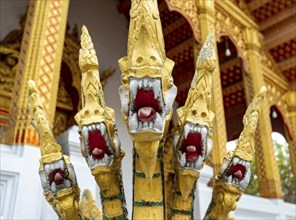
xmin=28 ymin=80 xmax=80 ymax=220
xmin=219 ymin=86 xmax=267 ymax=191
xmin=174 ymin=33 xmax=216 ymax=172
xmin=74 ymin=26 xmax=122 ymax=180
xmin=118 ymin=0 xmax=177 ymax=142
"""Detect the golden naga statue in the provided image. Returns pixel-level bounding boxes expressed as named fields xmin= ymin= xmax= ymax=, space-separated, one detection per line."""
xmin=28 ymin=0 xmax=267 ymax=219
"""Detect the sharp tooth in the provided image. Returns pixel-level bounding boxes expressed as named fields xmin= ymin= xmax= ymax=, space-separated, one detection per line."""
xmin=105 ymin=154 xmax=110 ymax=165
xmin=82 ymin=126 xmax=88 ymax=139
xmin=197 ymin=126 xmax=201 ymax=133
xmin=245 ymin=162 xmax=251 ymax=169
xmin=240 ymin=169 xmax=251 ymax=190
xmin=180 ymin=153 xmax=186 ymax=167
xmin=143 ymin=122 xmax=148 ymax=128
xmin=184 ymin=124 xmax=190 ymax=139
xmin=49 ymin=163 xmax=55 ymax=171
xmin=143 ymin=79 xmax=148 ymax=88
xmin=92 ymin=124 xmax=96 ymax=131
xmin=193 ymin=127 xmax=198 ymax=133
xmin=129 ymin=113 xmax=138 ymax=131
xmin=51 ymin=182 xmax=57 ymax=193
xmin=195 ymin=156 xmax=203 ymax=170
xmin=96 ymin=124 xmax=100 ymax=130
xmin=200 ymin=127 xmax=207 ymax=139
xmin=44 ymin=164 xmax=50 ymax=174
xmin=108 ymin=155 xmax=114 ymax=165
xmin=148 ymin=122 xmax=153 ymax=129
xmin=64 ymin=180 xmax=71 ymax=188
xmin=154 ymin=112 xmax=162 ymax=131
xmin=39 ymin=171 xmax=49 ymax=191
xmin=138 ymin=121 xmax=143 ymax=130
xmin=165 ymin=85 xmax=177 ymax=114
xmin=55 ymin=161 xmax=61 ymax=169
xmin=227 ymin=175 xmax=233 ymax=184
xmin=138 ymin=80 xmax=143 ymax=89
xmin=205 ymin=138 xmax=213 ymax=160
xmin=88 ymin=156 xmax=95 ymax=167
xmin=130 ymin=79 xmax=138 ymax=98
xmin=148 ymin=81 xmax=153 ymax=88
xmin=101 ymin=155 xmax=105 ymax=163
xmin=88 ymin=125 xmax=93 ymax=132
xmin=99 ymin=124 xmax=106 ymax=134
xmin=152 ymin=81 xmax=160 ymax=99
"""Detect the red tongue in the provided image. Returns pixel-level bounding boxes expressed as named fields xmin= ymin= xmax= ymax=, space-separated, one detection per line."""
xmin=228 ymin=164 xmax=246 ymax=181
xmin=54 ymin=172 xmax=63 ymax=185
xmin=138 ymin=107 xmax=156 ymax=122
xmin=134 ymin=89 xmax=160 ymax=123
xmin=88 ymin=130 xmax=108 ymax=160
xmin=233 ymin=170 xmax=243 ymax=180
xmin=48 ymin=169 xmax=64 ymax=185
xmin=181 ymin=133 xmax=202 ymax=162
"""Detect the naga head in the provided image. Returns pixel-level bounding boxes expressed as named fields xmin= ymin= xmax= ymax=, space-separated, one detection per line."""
xmin=174 ymin=33 xmax=215 ymax=172
xmin=75 ymin=26 xmax=121 ymax=176
xmin=118 ymin=0 xmax=177 ymax=142
xmin=28 ymin=81 xmax=80 ymax=218
xmin=219 ymin=86 xmax=267 ymax=191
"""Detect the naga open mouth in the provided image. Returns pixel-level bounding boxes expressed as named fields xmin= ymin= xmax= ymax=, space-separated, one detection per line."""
xmin=128 ymin=77 xmax=165 ymax=132
xmin=81 ymin=123 xmax=115 ymax=168
xmin=221 ymin=156 xmax=251 ymax=190
xmin=176 ymin=123 xmax=209 ymax=170
xmin=40 ymin=160 xmax=76 ymax=194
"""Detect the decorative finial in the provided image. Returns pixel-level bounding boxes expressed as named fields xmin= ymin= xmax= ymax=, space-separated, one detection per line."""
xmin=178 ymin=32 xmax=216 ymax=129
xmin=28 ymin=80 xmax=62 ymax=156
xmin=75 ymin=25 xmax=106 ymax=126
xmin=234 ymin=86 xmax=267 ymax=161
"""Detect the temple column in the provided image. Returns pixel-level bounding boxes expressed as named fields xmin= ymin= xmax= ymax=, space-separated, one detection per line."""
xmin=243 ymin=28 xmax=282 ymax=198
xmin=197 ymin=0 xmax=227 ymax=175
xmin=284 ymin=88 xmax=296 ymax=184
xmin=5 ymin=0 xmax=70 ymax=145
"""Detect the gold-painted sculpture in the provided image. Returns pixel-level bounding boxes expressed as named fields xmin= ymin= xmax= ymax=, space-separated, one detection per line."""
xmin=171 ymin=32 xmax=215 ymax=220
xmin=28 ymin=0 xmax=267 ymax=219
xmin=28 ymin=80 xmax=81 ymax=220
xmin=74 ymin=26 xmax=127 ymax=219
xmin=204 ymin=86 xmax=267 ymax=220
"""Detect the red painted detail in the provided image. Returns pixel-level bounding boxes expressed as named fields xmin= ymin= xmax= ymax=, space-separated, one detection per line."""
xmin=228 ymin=163 xmax=246 ymax=181
xmin=88 ymin=130 xmax=109 ymax=160
xmin=180 ymin=133 xmax=202 ymax=162
xmin=48 ymin=169 xmax=65 ymax=185
xmin=135 ymin=89 xmax=160 ymax=122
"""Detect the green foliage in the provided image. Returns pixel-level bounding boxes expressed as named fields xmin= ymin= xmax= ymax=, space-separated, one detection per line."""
xmin=274 ymin=141 xmax=296 ymax=204
xmin=245 ymin=140 xmax=296 ymax=204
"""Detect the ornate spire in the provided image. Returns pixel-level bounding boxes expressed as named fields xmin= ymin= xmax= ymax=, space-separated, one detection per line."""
xmin=28 ymin=80 xmax=62 ymax=157
xmin=127 ymin=0 xmax=165 ymax=70
xmin=177 ymin=33 xmax=216 ymax=129
xmin=119 ymin=0 xmax=172 ymax=82
xmin=234 ymin=86 xmax=267 ymax=161
xmin=75 ymin=25 xmax=106 ymax=126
